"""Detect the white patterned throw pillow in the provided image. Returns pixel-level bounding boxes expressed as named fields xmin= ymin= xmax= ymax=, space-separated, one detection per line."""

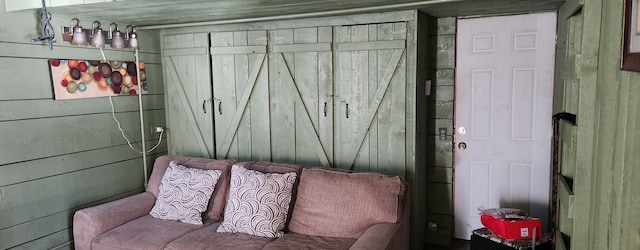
xmin=150 ymin=161 xmax=222 ymax=225
xmin=217 ymin=165 xmax=297 ymax=237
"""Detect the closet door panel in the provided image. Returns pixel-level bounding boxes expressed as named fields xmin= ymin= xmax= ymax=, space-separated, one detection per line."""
xmin=210 ymin=31 xmax=270 ymax=161
xmin=334 ymin=23 xmax=407 ymax=176
xmin=163 ymin=33 xmax=213 ymax=158
xmin=269 ymin=27 xmax=333 ymax=167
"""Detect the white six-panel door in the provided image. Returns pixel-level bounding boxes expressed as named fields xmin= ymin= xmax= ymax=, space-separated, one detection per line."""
xmin=454 ymin=12 xmax=557 ymax=239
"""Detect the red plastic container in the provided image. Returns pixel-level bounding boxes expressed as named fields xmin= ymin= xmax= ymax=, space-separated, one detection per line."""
xmin=480 ymin=214 xmax=542 ymax=240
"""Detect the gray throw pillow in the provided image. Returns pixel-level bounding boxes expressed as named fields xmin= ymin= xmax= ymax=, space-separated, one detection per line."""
xmin=217 ymin=165 xmax=297 ymax=237
xmin=150 ymin=161 xmax=221 ymax=225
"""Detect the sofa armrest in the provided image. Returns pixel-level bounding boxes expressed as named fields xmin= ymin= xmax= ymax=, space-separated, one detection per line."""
xmin=73 ymin=191 xmax=156 ymax=250
xmin=350 ymin=222 xmax=407 ymax=250
xmin=351 ymin=188 xmax=410 ymax=250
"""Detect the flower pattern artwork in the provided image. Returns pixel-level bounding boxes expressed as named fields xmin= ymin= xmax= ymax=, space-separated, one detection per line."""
xmin=48 ymin=58 xmax=148 ymax=100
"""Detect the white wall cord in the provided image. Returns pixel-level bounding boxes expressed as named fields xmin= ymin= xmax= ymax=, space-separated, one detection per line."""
xmin=101 ymin=48 xmax=163 ymax=154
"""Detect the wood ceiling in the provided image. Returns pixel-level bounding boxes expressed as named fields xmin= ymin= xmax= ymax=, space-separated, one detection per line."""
xmin=40 ymin=0 xmax=564 ymax=28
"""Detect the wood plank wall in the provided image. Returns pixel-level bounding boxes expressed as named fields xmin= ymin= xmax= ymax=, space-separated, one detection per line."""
xmin=554 ymin=0 xmax=640 ymax=249
xmin=424 ymin=17 xmax=455 ymax=246
xmin=0 ymin=1 xmax=166 ymax=248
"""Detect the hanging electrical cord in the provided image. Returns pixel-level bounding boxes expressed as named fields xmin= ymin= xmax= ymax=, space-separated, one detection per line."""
xmin=30 ymin=0 xmax=55 ymax=50
xmin=100 ymin=48 xmax=163 ymax=154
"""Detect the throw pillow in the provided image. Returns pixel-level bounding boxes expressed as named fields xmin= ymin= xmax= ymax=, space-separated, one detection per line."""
xmin=149 ymin=161 xmax=222 ymax=225
xmin=217 ymin=165 xmax=297 ymax=237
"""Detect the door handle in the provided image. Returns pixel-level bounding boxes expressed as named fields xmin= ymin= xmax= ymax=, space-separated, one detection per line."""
xmin=345 ymin=103 xmax=349 ymax=119
xmin=202 ymin=98 xmax=213 ymax=113
xmin=458 ymin=142 xmax=467 ymax=150
xmin=324 ymin=102 xmax=327 ymax=117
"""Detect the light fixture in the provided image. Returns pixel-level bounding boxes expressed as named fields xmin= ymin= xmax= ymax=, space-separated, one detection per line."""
xmin=90 ymin=21 xmax=105 ymax=48
xmin=61 ymin=19 xmax=139 ymax=50
xmin=126 ymin=25 xmax=139 ymax=49
xmin=109 ymin=23 xmax=125 ymax=48
xmin=70 ymin=18 xmax=88 ymax=46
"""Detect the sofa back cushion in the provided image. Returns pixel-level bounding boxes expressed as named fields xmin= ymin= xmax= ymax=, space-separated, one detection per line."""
xmin=147 ymin=155 xmax=236 ymax=221
xmin=287 ymin=168 xmax=407 ymax=239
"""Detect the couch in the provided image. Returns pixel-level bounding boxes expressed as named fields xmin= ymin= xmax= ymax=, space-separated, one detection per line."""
xmin=73 ymin=155 xmax=410 ymax=250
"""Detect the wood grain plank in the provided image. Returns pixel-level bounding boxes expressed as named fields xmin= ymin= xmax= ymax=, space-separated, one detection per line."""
xmin=0 ymin=140 xmax=166 ymax=187
xmin=234 ymin=31 xmax=252 ymax=162
xmin=352 ymin=24 xmax=372 ymax=172
xmin=427 ymin=166 xmax=453 ymax=184
xmin=366 ymin=24 xmax=379 ymax=172
xmin=344 ymin=48 xmax=405 ymax=170
xmin=385 ymin=21 xmax=407 ymax=176
xmin=290 ymin=28 xmax=324 ymax=166
xmin=0 ymin=42 xmax=136 ymax=61
xmin=275 ymin=54 xmax=331 ymax=167
xmin=159 ymin=10 xmax=416 ymax=36
xmin=271 ymin=43 xmax=331 ymax=53
xmin=246 ymin=31 xmax=271 ymax=161
xmin=0 ymin=110 xmax=161 ymax=165
xmin=425 ymin=135 xmax=453 ymax=167
xmin=211 ymin=45 xmax=267 ymax=55
xmin=217 ymin=53 xmax=266 ymax=159
xmin=164 ymin=47 xmax=208 ymax=56
xmin=9 ymin=229 xmax=71 ymax=250
xmin=372 ymin=23 xmax=395 ymax=174
xmin=336 ymin=39 xmax=405 ymax=51
xmin=0 ymin=159 xmax=144 ymax=230
xmin=269 ymin=29 xmax=296 ymax=164
xmin=0 ymin=95 xmax=164 ymax=121
xmin=426 ymin=183 xmax=453 ymax=215
xmin=211 ymin=32 xmax=237 ymax=159
xmin=163 ymin=55 xmax=211 ymax=157
xmin=0 ymin=188 xmax=142 ymax=249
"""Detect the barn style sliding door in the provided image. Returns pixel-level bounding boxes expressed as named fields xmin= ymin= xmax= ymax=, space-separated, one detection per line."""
xmin=334 ymin=23 xmax=407 ymax=175
xmin=162 ymin=33 xmax=214 ymax=158
xmin=210 ymin=30 xmax=270 ymax=161
xmin=268 ymin=27 xmax=334 ymax=167
xmin=207 ymin=23 xmax=408 ymax=171
xmin=163 ymin=22 xmax=408 ymax=173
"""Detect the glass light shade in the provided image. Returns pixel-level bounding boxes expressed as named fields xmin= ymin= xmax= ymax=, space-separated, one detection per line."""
xmin=111 ymin=31 xmax=125 ymax=48
xmin=127 ymin=33 xmax=139 ymax=49
xmin=90 ymin=29 xmax=105 ymax=48
xmin=70 ymin=26 xmax=88 ymax=45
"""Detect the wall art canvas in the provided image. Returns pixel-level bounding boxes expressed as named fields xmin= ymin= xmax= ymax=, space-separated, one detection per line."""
xmin=49 ymin=59 xmax=148 ymax=100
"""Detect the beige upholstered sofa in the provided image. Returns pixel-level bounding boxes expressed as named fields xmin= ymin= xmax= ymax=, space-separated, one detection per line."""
xmin=73 ymin=155 xmax=410 ymax=250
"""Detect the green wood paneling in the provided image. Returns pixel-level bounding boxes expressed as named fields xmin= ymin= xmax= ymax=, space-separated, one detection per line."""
xmin=0 ymin=1 xmax=165 ymax=248
xmin=424 ymin=16 xmax=455 ymax=247
xmin=554 ymin=0 xmax=640 ymax=249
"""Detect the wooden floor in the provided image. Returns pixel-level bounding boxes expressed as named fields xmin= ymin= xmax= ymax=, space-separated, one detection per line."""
xmin=425 ymin=239 xmax=471 ymax=250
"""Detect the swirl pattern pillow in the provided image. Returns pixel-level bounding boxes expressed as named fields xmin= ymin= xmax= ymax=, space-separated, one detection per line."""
xmin=217 ymin=165 xmax=297 ymax=237
xmin=149 ymin=161 xmax=221 ymax=225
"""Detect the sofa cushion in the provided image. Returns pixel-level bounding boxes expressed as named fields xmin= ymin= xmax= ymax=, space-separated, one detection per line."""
xmin=217 ymin=165 xmax=297 ymax=237
xmin=147 ymin=155 xmax=236 ymax=222
xmin=262 ymin=232 xmax=356 ymax=250
xmin=165 ymin=222 xmax=276 ymax=250
xmin=288 ymin=168 xmax=407 ymax=239
xmin=91 ymin=215 xmax=206 ymax=250
xmin=150 ymin=161 xmax=222 ymax=225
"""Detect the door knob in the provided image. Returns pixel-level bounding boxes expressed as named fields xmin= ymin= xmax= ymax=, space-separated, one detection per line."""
xmin=458 ymin=142 xmax=467 ymax=150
